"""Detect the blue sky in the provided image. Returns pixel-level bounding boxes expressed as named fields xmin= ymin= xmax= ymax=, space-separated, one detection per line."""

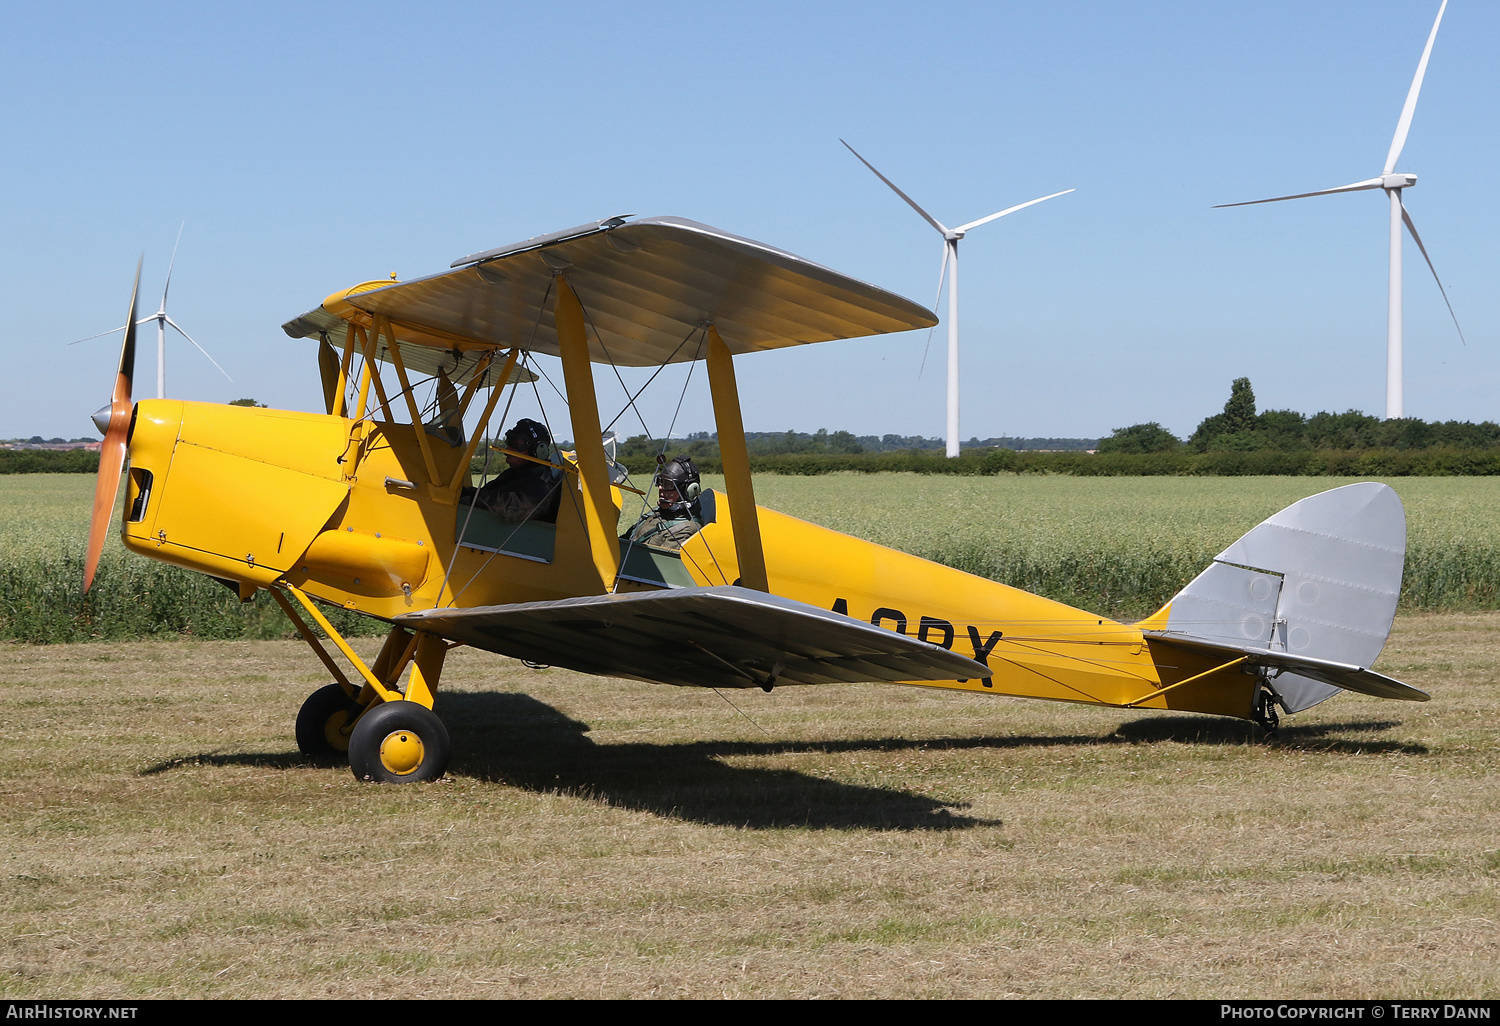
xmin=3 ymin=1 xmax=1495 ymax=443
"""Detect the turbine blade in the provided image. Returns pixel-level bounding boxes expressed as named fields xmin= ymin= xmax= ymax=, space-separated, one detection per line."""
xmin=160 ymin=220 xmax=185 ymax=310
xmin=1213 ymin=178 xmax=1385 ymax=208
xmin=1385 ymin=0 xmax=1448 ymax=174
xmin=67 ymin=325 xmax=127 ymax=346
xmin=917 ymin=245 xmax=950 ymax=379
xmin=933 ymin=243 xmax=950 ymax=312
xmin=840 ymin=139 xmax=951 ymax=236
xmin=954 ymin=189 xmax=1075 ymax=233
xmin=164 ymin=315 xmax=235 ymax=382
xmin=1400 ymin=195 xmax=1466 ymax=346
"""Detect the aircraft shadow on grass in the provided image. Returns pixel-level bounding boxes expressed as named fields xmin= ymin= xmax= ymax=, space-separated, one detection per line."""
xmin=1111 ymin=715 xmax=1425 ymax=754
xmin=137 ymin=694 xmax=1422 ymax=825
xmin=439 ymin=692 xmax=1002 ymax=831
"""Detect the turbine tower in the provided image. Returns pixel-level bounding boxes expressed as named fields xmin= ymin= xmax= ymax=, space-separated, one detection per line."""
xmin=842 ymin=140 xmax=1073 ymax=457
xmin=1215 ymin=0 xmax=1463 ymax=420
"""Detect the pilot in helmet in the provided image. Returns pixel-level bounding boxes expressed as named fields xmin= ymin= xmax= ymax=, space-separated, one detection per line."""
xmin=623 ymin=455 xmax=703 ymax=551
xmin=471 ymin=418 xmax=561 ymax=523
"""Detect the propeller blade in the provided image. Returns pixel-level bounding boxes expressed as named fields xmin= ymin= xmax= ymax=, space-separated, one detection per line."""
xmin=840 ymin=139 xmax=951 ymax=236
xmin=1385 ymin=0 xmax=1448 ymax=175
xmin=954 ymin=189 xmax=1075 ymax=233
xmin=1400 ymin=195 xmax=1466 ymax=346
xmin=1214 ymin=178 xmax=1385 ymax=208
xmin=85 ymin=259 xmax=142 ymax=593
xmin=160 ymin=220 xmax=185 ymax=310
xmin=113 ymin=263 xmax=140 ymax=407
xmin=163 ymin=315 xmax=234 ymax=382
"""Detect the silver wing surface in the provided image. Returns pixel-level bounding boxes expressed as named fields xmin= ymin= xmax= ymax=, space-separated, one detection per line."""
xmin=284 ymin=216 xmax=937 ymax=366
xmin=398 ymin=585 xmax=989 ymax=689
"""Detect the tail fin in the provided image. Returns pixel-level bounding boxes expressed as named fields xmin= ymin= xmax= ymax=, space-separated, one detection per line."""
xmin=1146 ymin=483 xmax=1423 ymax=712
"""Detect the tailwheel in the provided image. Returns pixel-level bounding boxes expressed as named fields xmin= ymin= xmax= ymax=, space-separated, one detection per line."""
xmin=347 ymin=701 xmax=451 ymax=783
xmin=1252 ymin=684 xmax=1282 ymax=739
xmin=295 ymin=683 xmax=361 ymax=760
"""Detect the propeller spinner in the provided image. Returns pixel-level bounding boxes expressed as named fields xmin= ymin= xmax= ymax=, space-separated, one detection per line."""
xmin=84 ymin=260 xmax=142 ymax=593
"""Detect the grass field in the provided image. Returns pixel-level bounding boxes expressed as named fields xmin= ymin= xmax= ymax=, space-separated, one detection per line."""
xmin=5 ymin=473 xmax=1500 ymax=643
xmin=2 ymin=613 xmax=1497 ymax=998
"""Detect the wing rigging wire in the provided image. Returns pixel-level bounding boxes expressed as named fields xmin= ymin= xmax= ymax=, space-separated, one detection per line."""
xmin=565 ymin=292 xmax=726 ymax=595
xmin=437 ymin=356 xmax=523 ymax=608
xmin=443 ymin=350 xmax=577 ymax=608
xmin=440 ymin=281 xmax=562 ymax=607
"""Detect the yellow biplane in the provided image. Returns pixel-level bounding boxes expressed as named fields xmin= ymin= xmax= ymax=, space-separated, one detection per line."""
xmin=85 ymin=215 xmax=1426 ymax=783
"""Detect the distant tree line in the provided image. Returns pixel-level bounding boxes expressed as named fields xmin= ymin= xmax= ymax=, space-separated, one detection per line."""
xmin=0 ymin=449 xmax=102 ymax=474
xmin=1099 ymin=378 xmax=1500 ymax=455
xmin=613 ymin=429 xmax=1097 ymax=465
xmin=18 ymin=378 xmax=1500 ymax=478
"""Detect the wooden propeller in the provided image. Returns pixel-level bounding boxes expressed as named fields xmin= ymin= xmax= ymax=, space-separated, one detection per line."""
xmin=84 ymin=260 xmax=141 ymax=593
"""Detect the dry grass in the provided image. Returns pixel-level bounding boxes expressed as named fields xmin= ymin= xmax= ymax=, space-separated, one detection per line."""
xmin=2 ymin=614 xmax=1498 ymax=999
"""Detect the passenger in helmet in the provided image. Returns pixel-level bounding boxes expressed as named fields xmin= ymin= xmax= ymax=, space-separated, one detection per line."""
xmin=623 ymin=455 xmax=703 ymax=551
xmin=470 ymin=418 xmax=561 ymax=524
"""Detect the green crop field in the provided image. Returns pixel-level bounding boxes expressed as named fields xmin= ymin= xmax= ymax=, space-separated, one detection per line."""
xmin=5 ymin=473 xmax=1500 ymax=642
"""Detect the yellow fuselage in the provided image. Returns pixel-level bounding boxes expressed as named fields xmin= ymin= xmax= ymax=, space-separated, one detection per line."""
xmin=122 ymin=400 xmax=1255 ymax=719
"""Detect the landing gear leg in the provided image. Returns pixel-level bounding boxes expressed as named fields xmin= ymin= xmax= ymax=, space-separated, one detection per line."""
xmin=274 ymin=586 xmax=453 ymax=782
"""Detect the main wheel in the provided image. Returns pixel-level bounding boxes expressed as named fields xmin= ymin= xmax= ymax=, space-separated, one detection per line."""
xmin=347 ymin=701 xmax=451 ymax=783
xmin=295 ymin=683 xmax=360 ymax=760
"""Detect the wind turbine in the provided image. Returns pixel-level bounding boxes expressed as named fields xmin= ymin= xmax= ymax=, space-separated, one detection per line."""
xmin=1215 ymin=0 xmax=1463 ymax=420
xmin=842 ymin=140 xmax=1072 ymax=457
xmin=69 ymin=225 xmax=232 ymax=398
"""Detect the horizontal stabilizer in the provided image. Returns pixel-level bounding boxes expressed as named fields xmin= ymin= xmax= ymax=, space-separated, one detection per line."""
xmin=1157 ymin=482 xmax=1407 ymax=712
xmin=399 ymin=585 xmax=990 ymax=689
xmin=1144 ymin=631 xmax=1427 ymax=704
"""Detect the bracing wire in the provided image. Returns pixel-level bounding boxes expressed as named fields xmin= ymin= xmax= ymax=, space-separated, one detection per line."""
xmin=663 ymin=329 xmax=707 ymax=448
xmin=709 ymin=687 xmax=772 ymax=738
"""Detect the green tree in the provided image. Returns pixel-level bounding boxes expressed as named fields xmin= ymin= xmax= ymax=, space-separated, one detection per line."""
xmin=229 ymin=398 xmax=267 ymax=408
xmin=828 ymin=430 xmax=863 ymax=454
xmin=1223 ymin=377 xmax=1257 ymax=432
xmin=1255 ymin=409 xmax=1308 ymax=450
xmin=1305 ymin=411 xmax=1380 ymax=449
xmin=1190 ymin=377 xmax=1259 ymax=451
xmin=1097 ymin=422 xmax=1181 ymax=454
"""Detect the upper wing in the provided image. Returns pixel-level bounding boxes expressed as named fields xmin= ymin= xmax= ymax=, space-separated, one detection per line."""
xmin=283 ymin=216 xmax=937 ymax=367
xmin=398 ymin=585 xmax=989 ymax=689
xmin=281 ymin=304 xmax=538 ymax=388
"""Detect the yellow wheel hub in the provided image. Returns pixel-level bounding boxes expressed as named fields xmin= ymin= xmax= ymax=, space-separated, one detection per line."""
xmin=323 ymin=710 xmax=352 ymax=753
xmin=378 ymin=730 xmax=426 ymax=776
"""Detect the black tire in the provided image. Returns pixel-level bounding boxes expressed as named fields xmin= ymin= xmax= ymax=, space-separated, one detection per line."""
xmin=347 ymin=701 xmax=451 ymax=783
xmin=295 ymin=683 xmax=361 ymax=760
